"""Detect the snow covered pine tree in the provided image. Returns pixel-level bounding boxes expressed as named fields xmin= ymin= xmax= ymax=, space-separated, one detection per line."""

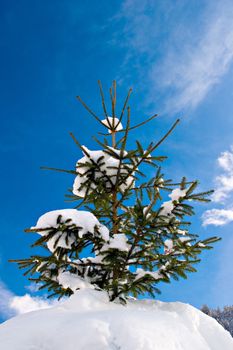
xmin=12 ymin=81 xmax=220 ymax=303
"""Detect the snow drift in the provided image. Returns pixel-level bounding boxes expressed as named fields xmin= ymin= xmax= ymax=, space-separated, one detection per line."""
xmin=0 ymin=289 xmax=232 ymax=350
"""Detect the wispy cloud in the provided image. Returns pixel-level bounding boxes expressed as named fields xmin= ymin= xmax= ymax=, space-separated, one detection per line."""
xmin=116 ymin=0 xmax=233 ymax=113
xmin=155 ymin=6 xmax=233 ymax=113
xmin=25 ymin=282 xmax=43 ymax=293
xmin=202 ymin=146 xmax=233 ymax=226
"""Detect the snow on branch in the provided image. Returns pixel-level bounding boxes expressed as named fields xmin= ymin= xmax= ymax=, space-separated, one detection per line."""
xmin=32 ymin=209 xmax=109 ymax=253
xmin=72 ymin=146 xmax=135 ymax=198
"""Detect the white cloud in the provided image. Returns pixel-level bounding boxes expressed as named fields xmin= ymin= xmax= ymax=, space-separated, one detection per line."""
xmin=218 ymin=148 xmax=233 ymax=172
xmin=10 ymin=294 xmax=57 ymax=315
xmin=202 ymin=146 xmax=233 ymax=226
xmin=202 ymin=208 xmax=233 ymax=226
xmin=212 ymin=147 xmax=233 ymax=202
xmin=117 ymin=0 xmax=233 ymax=113
xmin=0 ymin=280 xmax=57 ymax=321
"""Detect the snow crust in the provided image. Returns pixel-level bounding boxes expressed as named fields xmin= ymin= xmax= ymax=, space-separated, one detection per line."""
xmin=0 ymin=289 xmax=232 ymax=350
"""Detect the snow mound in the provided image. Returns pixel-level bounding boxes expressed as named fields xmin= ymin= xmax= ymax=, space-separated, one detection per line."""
xmin=0 ymin=289 xmax=232 ymax=350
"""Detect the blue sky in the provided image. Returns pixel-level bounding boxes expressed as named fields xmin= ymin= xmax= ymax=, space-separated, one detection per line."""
xmin=1 ymin=0 xmax=233 ymax=322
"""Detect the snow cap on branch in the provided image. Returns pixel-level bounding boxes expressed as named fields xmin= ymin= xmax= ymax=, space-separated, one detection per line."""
xmin=161 ymin=187 xmax=187 ymax=216
xmin=169 ymin=188 xmax=187 ymax=201
xmin=73 ymin=146 xmax=135 ymax=198
xmin=57 ymin=271 xmax=94 ymax=292
xmin=101 ymin=117 xmax=123 ymax=133
xmin=160 ymin=201 xmax=174 ymax=216
xmin=135 ymin=268 xmax=161 ymax=281
xmin=101 ymin=233 xmax=130 ymax=252
xmin=164 ymin=239 xmax=174 ymax=254
xmin=33 ymin=209 xmax=109 ymax=253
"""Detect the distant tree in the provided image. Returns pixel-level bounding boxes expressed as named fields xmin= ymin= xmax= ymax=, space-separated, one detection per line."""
xmin=202 ymin=305 xmax=233 ymax=337
xmin=11 ymin=81 xmax=220 ymax=303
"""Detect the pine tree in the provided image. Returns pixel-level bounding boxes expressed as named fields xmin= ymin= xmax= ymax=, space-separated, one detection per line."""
xmin=202 ymin=305 xmax=233 ymax=337
xmin=11 ymin=81 xmax=220 ymax=303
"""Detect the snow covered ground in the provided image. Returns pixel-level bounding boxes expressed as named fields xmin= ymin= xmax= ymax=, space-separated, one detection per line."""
xmin=0 ymin=289 xmax=232 ymax=350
